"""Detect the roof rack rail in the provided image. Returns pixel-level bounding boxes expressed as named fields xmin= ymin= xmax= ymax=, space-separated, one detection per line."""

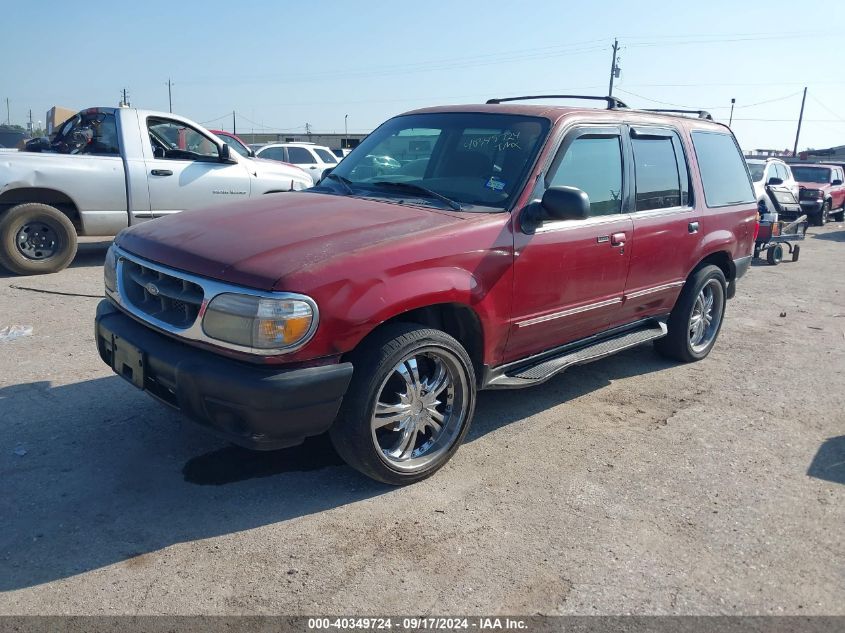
xmin=485 ymin=95 xmax=628 ymax=110
xmin=641 ymin=108 xmax=713 ymax=120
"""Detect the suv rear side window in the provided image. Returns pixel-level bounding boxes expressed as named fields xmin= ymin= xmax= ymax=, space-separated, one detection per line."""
xmin=314 ymin=148 xmax=337 ymax=164
xmin=287 ymin=147 xmax=316 ymax=164
xmin=691 ymin=131 xmax=755 ymax=207
xmin=258 ymin=146 xmax=286 ymax=162
xmin=632 ymin=136 xmax=683 ymax=210
xmin=548 ymin=135 xmax=623 ymax=216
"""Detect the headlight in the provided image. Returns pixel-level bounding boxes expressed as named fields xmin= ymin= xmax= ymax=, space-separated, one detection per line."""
xmin=104 ymin=244 xmax=117 ymax=293
xmin=202 ymin=293 xmax=316 ymax=351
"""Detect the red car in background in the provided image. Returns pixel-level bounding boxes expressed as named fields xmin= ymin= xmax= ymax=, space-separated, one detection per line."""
xmin=209 ymin=130 xmax=255 ymax=158
xmin=211 ymin=129 xmax=313 ymax=184
xmin=790 ymin=163 xmax=845 ymax=225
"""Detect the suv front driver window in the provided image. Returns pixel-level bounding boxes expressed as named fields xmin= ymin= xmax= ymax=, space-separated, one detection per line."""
xmin=548 ymin=134 xmax=623 ymax=216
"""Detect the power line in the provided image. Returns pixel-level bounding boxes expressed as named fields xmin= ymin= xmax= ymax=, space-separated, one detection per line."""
xmin=179 ymin=41 xmax=609 ymax=87
xmin=808 ymin=94 xmax=845 ymax=122
xmin=615 ymin=87 xmax=804 ymax=111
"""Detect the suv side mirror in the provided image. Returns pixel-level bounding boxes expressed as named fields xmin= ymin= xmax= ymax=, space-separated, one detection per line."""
xmin=247 ymin=148 xmax=256 ymax=158
xmin=833 ymin=179 xmax=843 ymax=186
xmin=541 ymin=186 xmax=591 ymax=221
xmin=767 ymin=177 xmax=784 ymax=186
xmin=319 ymin=167 xmax=334 ymax=183
xmin=219 ymin=143 xmax=237 ymax=163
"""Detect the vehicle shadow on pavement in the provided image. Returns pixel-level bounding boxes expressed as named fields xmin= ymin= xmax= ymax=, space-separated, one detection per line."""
xmin=810 ymin=229 xmax=845 ymax=243
xmin=0 ymin=376 xmax=387 ymax=591
xmin=469 ymin=345 xmax=675 ymax=442
xmin=807 ymin=436 xmax=845 ymax=485
xmin=0 ymin=344 xmax=674 ymax=591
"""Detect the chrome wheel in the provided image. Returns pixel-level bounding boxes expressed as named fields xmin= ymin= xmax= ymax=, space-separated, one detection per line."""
xmin=688 ymin=279 xmax=724 ymax=353
xmin=371 ymin=347 xmax=469 ymax=473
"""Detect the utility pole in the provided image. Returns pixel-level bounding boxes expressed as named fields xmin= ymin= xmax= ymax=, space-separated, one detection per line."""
xmin=728 ymin=98 xmax=736 ymax=128
xmin=607 ymin=38 xmax=620 ymax=97
xmin=305 ymin=122 xmax=311 ymax=140
xmin=167 ymin=79 xmax=173 ymax=113
xmin=792 ymin=87 xmax=808 ymax=157
xmin=232 ymin=111 xmax=236 ymax=135
xmin=120 ymin=88 xmax=130 ymax=107
xmin=344 ymin=114 xmax=348 ymax=148
xmin=5 ymin=98 xmax=9 ymax=125
xmin=28 ymin=109 xmax=33 ymax=136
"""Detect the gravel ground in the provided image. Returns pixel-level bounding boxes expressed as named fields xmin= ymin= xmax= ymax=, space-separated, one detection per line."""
xmin=0 ymin=227 xmax=843 ymax=616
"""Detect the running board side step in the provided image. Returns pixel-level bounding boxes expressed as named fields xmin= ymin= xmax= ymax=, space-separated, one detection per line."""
xmin=485 ymin=321 xmax=668 ymax=389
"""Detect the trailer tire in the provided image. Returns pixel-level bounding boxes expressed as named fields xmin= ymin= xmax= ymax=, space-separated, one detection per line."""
xmin=791 ymin=245 xmax=800 ymax=262
xmin=0 ymin=203 xmax=78 ymax=275
xmin=766 ymin=244 xmax=783 ymax=265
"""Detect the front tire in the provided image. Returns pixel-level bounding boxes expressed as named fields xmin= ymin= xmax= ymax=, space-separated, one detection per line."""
xmin=813 ymin=201 xmax=830 ymax=226
xmin=0 ymin=203 xmax=78 ymax=275
xmin=655 ymin=265 xmax=727 ymax=363
xmin=330 ymin=323 xmax=476 ymax=485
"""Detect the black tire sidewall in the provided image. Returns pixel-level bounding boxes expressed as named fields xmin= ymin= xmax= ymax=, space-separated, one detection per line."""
xmin=657 ymin=265 xmax=727 ymax=363
xmin=0 ymin=203 xmax=78 ymax=275
xmin=330 ymin=324 xmax=477 ymax=485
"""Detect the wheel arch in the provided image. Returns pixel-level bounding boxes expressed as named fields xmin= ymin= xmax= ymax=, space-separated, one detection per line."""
xmin=344 ymin=302 xmax=485 ymax=386
xmin=693 ymin=249 xmax=734 ymax=283
xmin=0 ymin=188 xmax=82 ymax=231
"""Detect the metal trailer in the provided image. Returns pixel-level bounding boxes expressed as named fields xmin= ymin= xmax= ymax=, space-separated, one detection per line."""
xmin=754 ymin=215 xmax=807 ymax=265
xmin=753 ymin=186 xmax=808 ymax=265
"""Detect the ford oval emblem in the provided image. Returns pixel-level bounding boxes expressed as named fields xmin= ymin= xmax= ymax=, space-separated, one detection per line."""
xmin=145 ymin=282 xmax=160 ymax=296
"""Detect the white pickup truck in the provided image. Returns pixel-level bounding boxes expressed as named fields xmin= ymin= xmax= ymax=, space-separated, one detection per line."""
xmin=0 ymin=107 xmax=314 ymax=274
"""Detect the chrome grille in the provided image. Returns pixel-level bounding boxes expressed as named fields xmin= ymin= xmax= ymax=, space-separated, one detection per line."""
xmin=120 ymin=258 xmax=204 ymax=329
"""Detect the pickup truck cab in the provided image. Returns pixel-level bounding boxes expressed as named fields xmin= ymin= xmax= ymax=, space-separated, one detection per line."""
xmin=0 ymin=107 xmax=313 ymax=274
xmin=790 ymin=163 xmax=845 ymax=225
xmin=95 ymin=96 xmax=757 ymax=484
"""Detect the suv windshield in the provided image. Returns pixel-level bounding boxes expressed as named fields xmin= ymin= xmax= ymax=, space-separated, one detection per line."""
xmin=318 ymin=112 xmax=550 ymax=211
xmin=747 ymin=163 xmax=765 ymax=182
xmin=790 ymin=166 xmax=830 ymax=183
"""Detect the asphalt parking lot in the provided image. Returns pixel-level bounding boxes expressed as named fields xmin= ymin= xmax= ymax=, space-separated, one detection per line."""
xmin=0 ymin=227 xmax=843 ymax=616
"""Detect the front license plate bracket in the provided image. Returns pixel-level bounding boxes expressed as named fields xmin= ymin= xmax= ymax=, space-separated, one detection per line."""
xmin=111 ymin=334 xmax=145 ymax=389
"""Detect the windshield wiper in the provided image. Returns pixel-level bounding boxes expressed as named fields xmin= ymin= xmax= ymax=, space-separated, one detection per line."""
xmin=370 ymin=181 xmax=462 ymax=211
xmin=324 ymin=172 xmax=354 ymax=194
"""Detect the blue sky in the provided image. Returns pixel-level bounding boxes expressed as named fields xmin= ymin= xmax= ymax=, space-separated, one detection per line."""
xmin=2 ymin=0 xmax=843 ymax=151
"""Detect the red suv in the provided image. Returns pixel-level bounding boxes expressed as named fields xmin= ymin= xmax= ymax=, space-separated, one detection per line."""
xmin=790 ymin=163 xmax=845 ymax=225
xmin=96 ymin=96 xmax=758 ymax=484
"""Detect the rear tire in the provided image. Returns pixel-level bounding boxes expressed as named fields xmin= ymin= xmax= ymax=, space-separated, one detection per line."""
xmin=655 ymin=265 xmax=727 ymax=363
xmin=329 ymin=323 xmax=476 ymax=485
xmin=0 ymin=203 xmax=78 ymax=275
xmin=833 ymin=207 xmax=845 ymax=223
xmin=791 ymin=245 xmax=801 ymax=262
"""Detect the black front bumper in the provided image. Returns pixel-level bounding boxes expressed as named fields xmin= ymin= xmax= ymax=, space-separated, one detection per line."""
xmin=799 ymin=200 xmax=823 ymax=219
xmin=95 ymin=300 xmax=353 ymax=450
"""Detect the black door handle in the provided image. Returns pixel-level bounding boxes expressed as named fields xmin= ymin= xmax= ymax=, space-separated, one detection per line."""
xmin=688 ymin=221 xmax=700 ymax=233
xmin=151 ymin=169 xmax=173 ymax=176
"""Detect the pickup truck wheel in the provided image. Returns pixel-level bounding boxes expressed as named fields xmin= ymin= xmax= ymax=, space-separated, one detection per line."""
xmin=654 ymin=265 xmax=726 ymax=363
xmin=330 ymin=323 xmax=476 ymax=485
xmin=0 ymin=203 xmax=78 ymax=275
xmin=814 ymin=201 xmax=830 ymax=226
xmin=833 ymin=207 xmax=845 ymax=223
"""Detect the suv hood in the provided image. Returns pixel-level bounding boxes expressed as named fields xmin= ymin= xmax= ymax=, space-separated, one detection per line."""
xmin=796 ymin=181 xmax=831 ymax=191
xmin=117 ymin=192 xmax=467 ymax=290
